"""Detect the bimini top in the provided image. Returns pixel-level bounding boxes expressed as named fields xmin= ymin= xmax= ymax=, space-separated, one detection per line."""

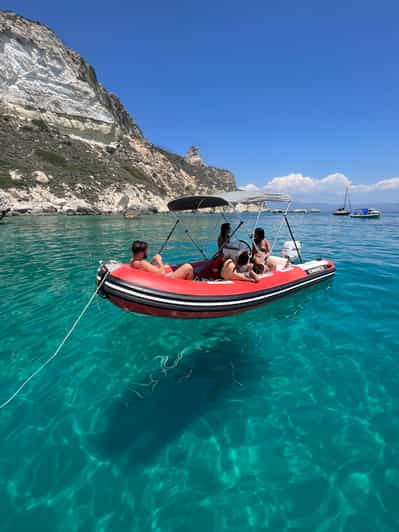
xmin=167 ymin=190 xmax=291 ymax=212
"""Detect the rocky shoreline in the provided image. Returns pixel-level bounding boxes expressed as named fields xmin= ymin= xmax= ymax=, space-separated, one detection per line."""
xmin=3 ymin=202 xmax=160 ymax=217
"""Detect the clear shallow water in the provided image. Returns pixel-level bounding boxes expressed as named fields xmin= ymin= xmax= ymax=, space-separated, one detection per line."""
xmin=0 ymin=212 xmax=398 ymax=531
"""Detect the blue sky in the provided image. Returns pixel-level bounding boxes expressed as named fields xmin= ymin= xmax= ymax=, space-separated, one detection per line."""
xmin=5 ymin=0 xmax=399 ymax=200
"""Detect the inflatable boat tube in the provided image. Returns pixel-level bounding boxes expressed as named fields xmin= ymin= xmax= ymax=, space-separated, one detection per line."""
xmin=96 ymin=257 xmax=336 ymax=319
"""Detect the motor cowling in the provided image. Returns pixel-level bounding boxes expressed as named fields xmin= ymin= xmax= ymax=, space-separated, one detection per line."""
xmin=281 ymin=240 xmax=301 ymax=262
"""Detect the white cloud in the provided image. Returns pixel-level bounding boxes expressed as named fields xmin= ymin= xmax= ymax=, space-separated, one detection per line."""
xmin=264 ymin=173 xmax=350 ymax=197
xmin=240 ymin=173 xmax=399 ymax=202
xmin=351 ymin=177 xmax=399 ymax=193
xmin=240 ymin=183 xmax=259 ymax=192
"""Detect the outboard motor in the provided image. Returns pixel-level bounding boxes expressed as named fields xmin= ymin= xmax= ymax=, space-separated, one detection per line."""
xmin=281 ymin=240 xmax=301 ymax=262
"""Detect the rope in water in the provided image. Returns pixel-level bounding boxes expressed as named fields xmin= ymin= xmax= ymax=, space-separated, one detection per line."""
xmin=0 ymin=272 xmax=109 ymax=410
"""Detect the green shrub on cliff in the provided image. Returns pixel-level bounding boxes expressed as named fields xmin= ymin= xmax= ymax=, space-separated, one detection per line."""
xmin=35 ymin=149 xmax=67 ymax=167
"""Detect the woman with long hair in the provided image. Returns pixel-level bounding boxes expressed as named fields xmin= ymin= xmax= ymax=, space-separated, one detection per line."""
xmin=252 ymin=227 xmax=277 ymax=271
xmin=217 ymin=222 xmax=231 ymax=250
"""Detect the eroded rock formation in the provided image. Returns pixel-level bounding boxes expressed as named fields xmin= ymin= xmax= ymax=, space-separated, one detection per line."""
xmin=0 ymin=11 xmax=235 ymax=214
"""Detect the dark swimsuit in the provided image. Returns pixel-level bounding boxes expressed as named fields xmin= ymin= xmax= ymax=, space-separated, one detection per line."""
xmin=252 ymin=241 xmax=268 ymax=274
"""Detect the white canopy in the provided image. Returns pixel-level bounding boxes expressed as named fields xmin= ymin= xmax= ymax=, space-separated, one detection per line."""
xmin=167 ymin=190 xmax=290 ymax=211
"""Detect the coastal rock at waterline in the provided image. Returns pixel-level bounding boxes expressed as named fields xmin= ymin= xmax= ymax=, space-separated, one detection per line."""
xmin=0 ymin=11 xmax=235 ymax=215
xmin=117 ymin=194 xmax=130 ymax=211
xmin=0 ymin=182 xmax=169 ymax=215
xmin=124 ymin=205 xmax=158 ymax=219
xmin=124 ymin=209 xmax=140 ymax=219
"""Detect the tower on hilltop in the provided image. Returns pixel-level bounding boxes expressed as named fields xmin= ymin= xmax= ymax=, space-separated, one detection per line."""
xmin=185 ymin=146 xmax=205 ymax=166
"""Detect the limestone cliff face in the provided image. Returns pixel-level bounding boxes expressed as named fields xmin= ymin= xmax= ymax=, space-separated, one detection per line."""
xmin=0 ymin=11 xmax=235 ymax=214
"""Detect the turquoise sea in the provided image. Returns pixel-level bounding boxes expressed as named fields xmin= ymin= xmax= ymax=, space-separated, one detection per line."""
xmin=0 ymin=211 xmax=398 ymax=531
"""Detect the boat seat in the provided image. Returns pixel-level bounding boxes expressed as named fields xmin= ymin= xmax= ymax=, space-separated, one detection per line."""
xmin=196 ymin=256 xmax=224 ymax=280
xmin=269 ymin=255 xmax=292 ymax=271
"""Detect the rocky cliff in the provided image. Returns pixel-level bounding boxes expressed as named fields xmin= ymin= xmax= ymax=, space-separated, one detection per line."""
xmin=0 ymin=11 xmax=235 ymax=214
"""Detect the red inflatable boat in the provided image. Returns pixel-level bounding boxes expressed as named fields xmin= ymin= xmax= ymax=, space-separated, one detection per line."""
xmin=96 ymin=191 xmax=336 ymax=319
xmin=97 ymin=257 xmax=335 ymax=319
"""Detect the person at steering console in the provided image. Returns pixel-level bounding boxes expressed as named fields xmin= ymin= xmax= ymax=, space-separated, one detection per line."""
xmin=131 ymin=240 xmax=193 ymax=280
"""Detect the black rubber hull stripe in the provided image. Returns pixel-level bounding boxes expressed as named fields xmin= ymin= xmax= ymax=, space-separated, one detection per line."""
xmin=105 ymin=270 xmax=335 ymax=314
xmin=104 ymin=266 xmax=335 ymax=304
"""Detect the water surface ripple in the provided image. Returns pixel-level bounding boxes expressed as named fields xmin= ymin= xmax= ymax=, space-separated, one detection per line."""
xmin=0 ymin=213 xmax=398 ymax=531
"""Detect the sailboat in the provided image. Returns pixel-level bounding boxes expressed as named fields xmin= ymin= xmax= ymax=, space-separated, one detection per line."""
xmin=333 ymin=187 xmax=351 ymax=215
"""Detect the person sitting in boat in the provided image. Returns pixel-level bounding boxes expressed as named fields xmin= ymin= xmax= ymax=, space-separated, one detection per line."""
xmin=221 ymin=251 xmax=259 ymax=282
xmin=131 ymin=240 xmax=194 ymax=280
xmin=252 ymin=227 xmax=277 ymax=271
xmin=217 ymin=222 xmax=231 ymax=251
xmin=252 ymin=249 xmax=267 ymax=275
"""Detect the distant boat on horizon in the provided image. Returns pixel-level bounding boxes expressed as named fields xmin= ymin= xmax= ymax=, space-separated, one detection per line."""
xmin=350 ymin=208 xmax=381 ymax=219
xmin=333 ymin=187 xmax=351 ymax=215
xmin=270 ymin=208 xmax=321 ymax=214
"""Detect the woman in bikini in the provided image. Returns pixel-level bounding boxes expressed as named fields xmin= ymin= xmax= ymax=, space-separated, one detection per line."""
xmin=252 ymin=227 xmax=278 ymax=271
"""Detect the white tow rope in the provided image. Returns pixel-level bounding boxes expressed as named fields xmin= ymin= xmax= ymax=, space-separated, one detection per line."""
xmin=0 ymin=272 xmax=109 ymax=410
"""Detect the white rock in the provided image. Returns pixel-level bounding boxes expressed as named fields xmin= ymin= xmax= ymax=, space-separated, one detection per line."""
xmin=9 ymin=169 xmax=23 ymax=181
xmin=0 ymin=20 xmax=114 ymax=124
xmin=32 ymin=171 xmax=49 ymax=184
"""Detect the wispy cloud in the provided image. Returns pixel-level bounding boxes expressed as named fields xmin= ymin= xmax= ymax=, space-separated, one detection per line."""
xmin=240 ymin=173 xmax=399 ymax=202
xmin=351 ymin=177 xmax=399 ymax=193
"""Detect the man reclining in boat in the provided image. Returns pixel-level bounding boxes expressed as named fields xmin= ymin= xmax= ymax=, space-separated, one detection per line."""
xmin=130 ymin=240 xmax=194 ymax=280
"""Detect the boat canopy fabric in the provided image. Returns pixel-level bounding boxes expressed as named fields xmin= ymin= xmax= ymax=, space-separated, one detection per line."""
xmin=167 ymin=190 xmax=291 ymax=211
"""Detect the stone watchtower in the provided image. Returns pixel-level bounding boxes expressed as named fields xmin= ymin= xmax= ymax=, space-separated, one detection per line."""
xmin=185 ymin=146 xmax=205 ymax=166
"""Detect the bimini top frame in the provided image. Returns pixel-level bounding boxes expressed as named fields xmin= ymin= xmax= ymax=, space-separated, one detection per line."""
xmin=162 ymin=190 xmax=293 ymax=262
xmin=167 ymin=191 xmax=291 ymax=212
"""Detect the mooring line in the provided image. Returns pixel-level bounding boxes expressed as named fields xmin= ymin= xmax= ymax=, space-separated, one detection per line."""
xmin=0 ymin=272 xmax=109 ymax=410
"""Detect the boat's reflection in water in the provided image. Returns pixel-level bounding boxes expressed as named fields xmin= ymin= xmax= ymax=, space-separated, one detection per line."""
xmin=97 ymin=280 xmax=332 ymax=470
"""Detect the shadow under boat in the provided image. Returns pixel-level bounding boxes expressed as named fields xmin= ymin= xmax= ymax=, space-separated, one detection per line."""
xmin=97 ymin=330 xmax=262 ymax=469
xmin=95 ymin=280 xmax=332 ymax=470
